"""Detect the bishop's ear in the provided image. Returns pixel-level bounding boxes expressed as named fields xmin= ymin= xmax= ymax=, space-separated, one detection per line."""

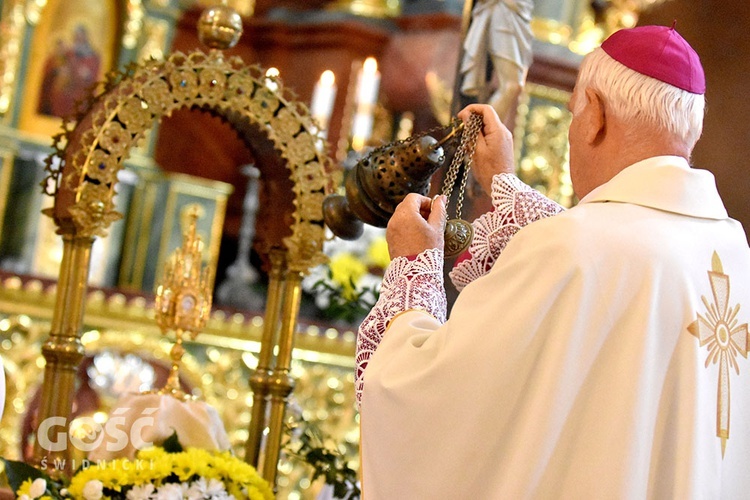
xmin=583 ymin=87 xmax=606 ymax=144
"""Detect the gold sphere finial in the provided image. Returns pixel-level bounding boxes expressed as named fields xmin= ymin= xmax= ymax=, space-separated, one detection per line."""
xmin=197 ymin=4 xmax=243 ymax=50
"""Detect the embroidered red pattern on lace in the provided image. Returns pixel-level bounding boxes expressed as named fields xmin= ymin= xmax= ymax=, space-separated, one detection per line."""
xmin=355 ymin=175 xmax=563 ymax=408
xmin=449 ymin=173 xmax=564 ymax=290
xmin=355 ymin=248 xmax=446 ymax=409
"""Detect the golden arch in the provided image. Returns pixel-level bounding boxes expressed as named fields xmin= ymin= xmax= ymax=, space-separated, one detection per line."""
xmin=44 ymin=49 xmax=337 ymax=271
xmin=33 ymin=48 xmax=340 ymax=485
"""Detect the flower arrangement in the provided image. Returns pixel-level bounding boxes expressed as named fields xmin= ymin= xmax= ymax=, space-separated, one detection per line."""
xmin=5 ymin=436 xmax=273 ymax=500
xmin=283 ymin=413 xmax=360 ymax=499
xmin=304 ymin=225 xmax=390 ymax=324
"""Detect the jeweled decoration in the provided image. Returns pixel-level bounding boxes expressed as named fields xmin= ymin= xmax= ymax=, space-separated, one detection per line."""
xmin=153 ymin=209 xmax=213 ymax=400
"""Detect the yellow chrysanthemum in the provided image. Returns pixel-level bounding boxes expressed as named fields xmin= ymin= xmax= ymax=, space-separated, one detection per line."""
xmin=136 ymin=447 xmax=167 ymax=462
xmin=367 ymin=236 xmax=391 ymax=269
xmin=68 ymin=467 xmax=100 ymax=498
xmin=170 ymin=453 xmax=199 ymax=481
xmin=329 ymin=252 xmax=367 ymax=300
xmin=16 ymin=478 xmax=33 ymax=497
xmin=64 ymin=447 xmax=272 ymax=500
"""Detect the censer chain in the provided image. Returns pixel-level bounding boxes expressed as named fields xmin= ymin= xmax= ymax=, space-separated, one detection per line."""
xmin=440 ymin=112 xmax=483 ymax=259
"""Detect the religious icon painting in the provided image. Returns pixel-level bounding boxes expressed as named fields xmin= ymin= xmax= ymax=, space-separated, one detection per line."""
xmin=18 ymin=0 xmax=121 ymax=139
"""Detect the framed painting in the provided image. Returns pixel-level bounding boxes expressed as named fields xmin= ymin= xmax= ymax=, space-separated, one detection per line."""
xmin=18 ymin=0 xmax=120 ymax=139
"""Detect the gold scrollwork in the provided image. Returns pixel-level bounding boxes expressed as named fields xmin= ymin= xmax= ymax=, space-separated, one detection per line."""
xmin=43 ymin=48 xmax=339 ymax=270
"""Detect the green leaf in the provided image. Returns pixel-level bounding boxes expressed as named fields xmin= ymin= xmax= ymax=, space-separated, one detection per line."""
xmin=162 ymin=432 xmax=184 ymax=453
xmin=2 ymin=458 xmax=50 ymax=492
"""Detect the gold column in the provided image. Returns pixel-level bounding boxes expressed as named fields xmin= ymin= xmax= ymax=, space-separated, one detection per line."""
xmin=245 ymin=249 xmax=286 ymax=466
xmin=262 ymin=269 xmax=303 ymax=486
xmin=33 ymin=233 xmax=94 ymax=475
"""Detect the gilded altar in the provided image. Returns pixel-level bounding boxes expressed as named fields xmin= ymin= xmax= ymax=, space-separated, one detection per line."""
xmin=0 ymin=273 xmax=357 ymax=497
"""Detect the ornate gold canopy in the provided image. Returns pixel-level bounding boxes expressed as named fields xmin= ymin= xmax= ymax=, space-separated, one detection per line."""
xmin=42 ymin=48 xmax=337 ymax=271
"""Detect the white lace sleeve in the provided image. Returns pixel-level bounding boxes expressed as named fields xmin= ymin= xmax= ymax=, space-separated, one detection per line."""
xmin=449 ymin=173 xmax=565 ymax=291
xmin=355 ymin=248 xmax=446 ymax=409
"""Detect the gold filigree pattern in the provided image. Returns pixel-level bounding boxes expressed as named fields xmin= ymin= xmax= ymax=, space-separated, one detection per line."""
xmin=170 ymin=69 xmax=200 ymax=102
xmin=117 ymin=97 xmax=152 ymax=130
xmin=297 ymin=192 xmax=326 ymax=220
xmin=141 ymin=78 xmax=173 ymax=113
xmin=98 ymin=121 xmax=132 ymax=157
xmin=270 ymin=107 xmax=303 ymax=143
xmin=0 ymin=278 xmax=358 ymax=499
xmin=42 ymin=49 xmax=337 ymax=269
xmin=198 ymin=68 xmax=227 ymax=101
xmin=688 ymin=251 xmax=749 ymax=456
xmin=247 ymin=87 xmax=279 ymax=123
xmin=66 ymin=184 xmax=123 ymax=236
xmin=86 ymin=150 xmax=118 ymax=185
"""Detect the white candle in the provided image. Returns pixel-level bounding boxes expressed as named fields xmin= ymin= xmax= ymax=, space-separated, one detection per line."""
xmin=310 ymin=70 xmax=337 ymax=132
xmin=355 ymin=57 xmax=380 ymax=107
xmin=350 ymin=57 xmax=380 ymax=150
xmin=351 ymin=112 xmax=374 ymax=144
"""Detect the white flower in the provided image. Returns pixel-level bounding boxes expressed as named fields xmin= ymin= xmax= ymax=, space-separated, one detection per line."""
xmin=187 ymin=477 xmax=232 ymax=499
xmin=18 ymin=495 xmax=30 ymax=500
xmin=82 ymin=480 xmax=104 ymax=500
xmin=125 ymin=483 xmax=154 ymax=500
xmin=29 ymin=478 xmax=46 ymax=498
xmin=186 ymin=477 xmax=208 ymax=500
xmin=152 ymin=483 xmax=183 ymax=500
xmin=206 ymin=478 xmax=228 ymax=497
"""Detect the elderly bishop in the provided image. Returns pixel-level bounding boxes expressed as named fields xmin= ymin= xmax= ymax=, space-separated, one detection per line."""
xmin=356 ymin=25 xmax=750 ymax=499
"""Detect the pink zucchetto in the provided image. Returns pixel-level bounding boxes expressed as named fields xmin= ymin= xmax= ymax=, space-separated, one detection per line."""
xmin=601 ymin=24 xmax=705 ymax=95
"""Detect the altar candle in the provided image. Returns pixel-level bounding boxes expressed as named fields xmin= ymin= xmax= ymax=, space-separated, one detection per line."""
xmin=350 ymin=58 xmax=380 ymax=150
xmin=310 ymin=70 xmax=337 ymax=130
xmin=351 ymin=112 xmax=374 ymax=151
xmin=355 ymin=57 xmax=380 ymax=107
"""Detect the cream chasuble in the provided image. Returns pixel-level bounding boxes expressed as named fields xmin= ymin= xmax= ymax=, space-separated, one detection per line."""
xmin=358 ymin=156 xmax=750 ymax=499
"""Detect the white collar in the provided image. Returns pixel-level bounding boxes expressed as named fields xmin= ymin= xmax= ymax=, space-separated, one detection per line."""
xmin=578 ymin=156 xmax=728 ymax=220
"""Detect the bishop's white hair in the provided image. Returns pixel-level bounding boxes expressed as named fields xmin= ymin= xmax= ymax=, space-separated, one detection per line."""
xmin=575 ymin=47 xmax=706 ymax=149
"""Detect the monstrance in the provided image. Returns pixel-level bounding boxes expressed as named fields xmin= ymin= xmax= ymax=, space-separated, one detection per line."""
xmin=152 ymin=208 xmax=213 ymax=400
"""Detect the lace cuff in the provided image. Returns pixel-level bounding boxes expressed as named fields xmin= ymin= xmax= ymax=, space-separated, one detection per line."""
xmin=449 ymin=173 xmax=564 ymax=290
xmin=355 ymin=248 xmax=446 ymax=409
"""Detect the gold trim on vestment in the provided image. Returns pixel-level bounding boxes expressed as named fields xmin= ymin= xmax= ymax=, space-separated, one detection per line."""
xmin=688 ymin=251 xmax=749 ymax=457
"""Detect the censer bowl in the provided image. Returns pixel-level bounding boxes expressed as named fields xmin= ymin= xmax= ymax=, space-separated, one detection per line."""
xmin=323 ymin=135 xmax=445 ymax=240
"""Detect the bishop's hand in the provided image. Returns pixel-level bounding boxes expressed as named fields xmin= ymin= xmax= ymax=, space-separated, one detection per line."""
xmin=457 ymin=104 xmax=516 ymax=196
xmin=387 ymin=193 xmax=447 ymax=259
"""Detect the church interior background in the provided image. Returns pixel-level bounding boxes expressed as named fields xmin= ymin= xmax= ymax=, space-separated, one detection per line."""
xmin=0 ymin=0 xmax=748 ymax=498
